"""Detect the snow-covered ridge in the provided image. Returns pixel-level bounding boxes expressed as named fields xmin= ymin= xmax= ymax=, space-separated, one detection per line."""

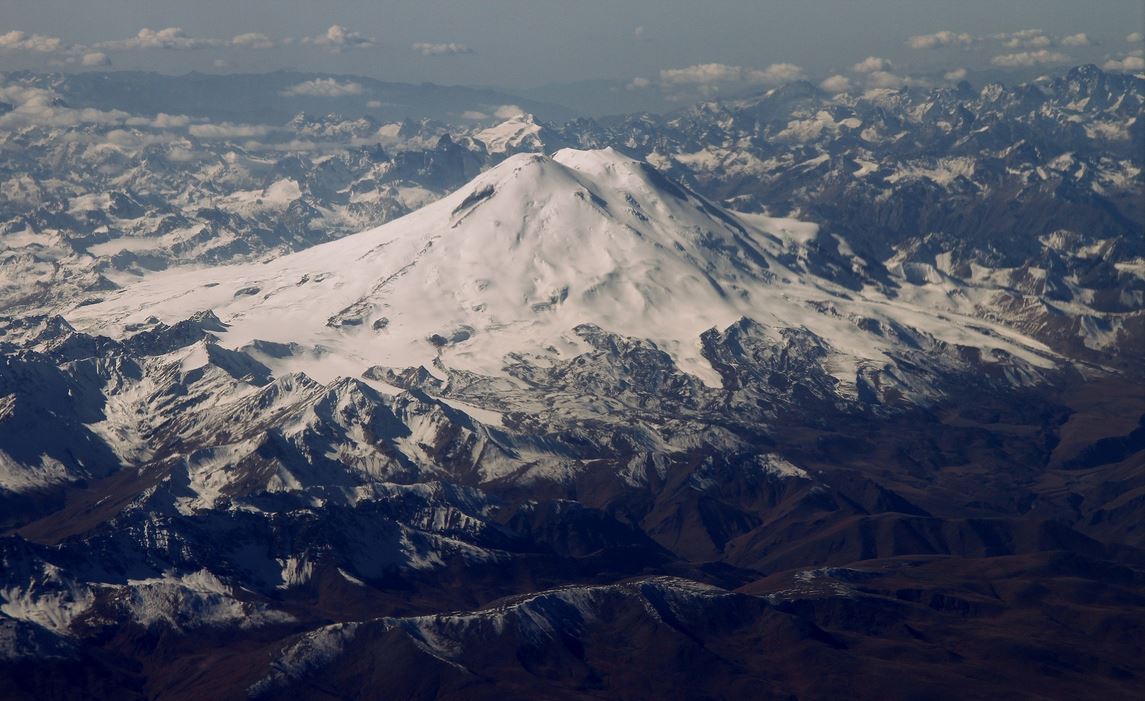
xmin=68 ymin=148 xmax=1056 ymax=389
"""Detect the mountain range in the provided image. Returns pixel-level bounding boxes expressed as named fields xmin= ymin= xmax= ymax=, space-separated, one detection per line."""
xmin=0 ymin=65 xmax=1142 ymax=700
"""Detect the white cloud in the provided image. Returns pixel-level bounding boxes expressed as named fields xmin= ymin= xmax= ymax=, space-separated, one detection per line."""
xmin=1103 ymin=54 xmax=1145 ymax=72
xmin=96 ymin=27 xmax=220 ymax=51
xmin=279 ymin=79 xmax=364 ymax=98
xmin=302 ymin=25 xmax=375 ymax=52
xmin=188 ymin=123 xmax=271 ymax=139
xmin=231 ymin=33 xmax=275 ymax=49
xmin=944 ymin=67 xmax=968 ymax=81
xmin=493 ymin=104 xmax=526 ymax=119
xmin=411 ymin=42 xmax=473 ymax=56
xmin=865 ymin=71 xmax=907 ymax=89
xmin=634 ymin=26 xmax=645 ymax=39
xmin=907 ymin=31 xmax=975 ymax=50
xmin=158 ymin=114 xmax=192 ymax=128
xmin=81 ymin=52 xmax=110 ymax=67
xmin=909 ymin=28 xmax=1092 ymax=52
xmin=852 ymin=56 xmax=892 ymax=73
xmin=660 ymin=63 xmax=743 ymax=85
xmin=1059 ymin=33 xmax=1091 ymax=47
xmin=819 ymin=75 xmax=851 ymax=93
xmin=102 ymin=129 xmax=175 ymax=149
xmin=659 ymin=62 xmax=804 ymax=89
xmin=993 ymin=28 xmax=1090 ymax=48
xmin=991 ymin=29 xmax=1093 ymax=49
xmin=991 ymin=49 xmax=1071 ymax=68
xmin=241 ymin=139 xmax=321 ymax=153
xmin=0 ymin=85 xmax=131 ymax=129
xmin=1128 ymin=32 xmax=1144 ymax=44
xmin=461 ymin=110 xmax=489 ymax=120
xmin=995 ymin=29 xmax=1052 ymax=49
xmin=367 ymin=99 xmax=383 ymax=109
xmin=140 ymin=113 xmax=192 ymax=128
xmin=626 ymin=76 xmax=652 ymax=91
xmin=754 ymin=63 xmax=805 ymax=83
xmin=689 ymin=64 xmax=755 ymax=87
xmin=0 ymin=30 xmax=64 ymax=53
xmin=166 ymin=146 xmax=200 ymax=162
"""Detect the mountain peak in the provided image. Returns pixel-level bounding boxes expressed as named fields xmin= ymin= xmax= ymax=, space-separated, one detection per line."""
xmin=69 ymin=149 xmax=1054 ymax=390
xmin=69 ymin=148 xmax=782 ymax=384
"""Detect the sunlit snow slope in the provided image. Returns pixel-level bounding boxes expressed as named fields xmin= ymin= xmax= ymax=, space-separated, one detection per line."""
xmin=69 ymin=148 xmax=1055 ymax=386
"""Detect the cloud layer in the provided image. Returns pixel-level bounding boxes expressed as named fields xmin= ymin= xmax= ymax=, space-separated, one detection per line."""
xmin=852 ymin=57 xmax=893 ymax=74
xmin=279 ymin=79 xmax=365 ymax=98
xmin=231 ymin=33 xmax=275 ymax=50
xmin=412 ymin=42 xmax=473 ymax=56
xmin=0 ymin=21 xmax=1124 ymax=98
xmin=907 ymin=27 xmax=1096 ymax=65
xmin=659 ymin=62 xmax=804 ymax=88
xmin=81 ymin=52 xmax=110 ymax=67
xmin=95 ymin=27 xmax=220 ymax=51
xmin=1103 ymin=52 xmax=1145 ymax=72
xmin=302 ymin=25 xmax=376 ymax=53
xmin=991 ymin=49 xmax=1071 ymax=68
xmin=819 ymin=75 xmax=851 ymax=93
xmin=0 ymin=31 xmax=64 ymax=53
xmin=907 ymin=31 xmax=975 ymax=50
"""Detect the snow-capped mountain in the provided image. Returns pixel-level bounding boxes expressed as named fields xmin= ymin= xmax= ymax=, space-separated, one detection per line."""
xmin=70 ymin=147 xmax=1054 ymax=393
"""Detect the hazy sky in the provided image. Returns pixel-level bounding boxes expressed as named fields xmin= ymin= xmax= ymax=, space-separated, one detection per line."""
xmin=1 ymin=0 xmax=1142 ymax=88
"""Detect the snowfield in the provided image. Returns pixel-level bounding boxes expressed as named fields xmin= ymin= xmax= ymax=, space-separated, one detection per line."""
xmin=69 ymin=148 xmax=1057 ymax=391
